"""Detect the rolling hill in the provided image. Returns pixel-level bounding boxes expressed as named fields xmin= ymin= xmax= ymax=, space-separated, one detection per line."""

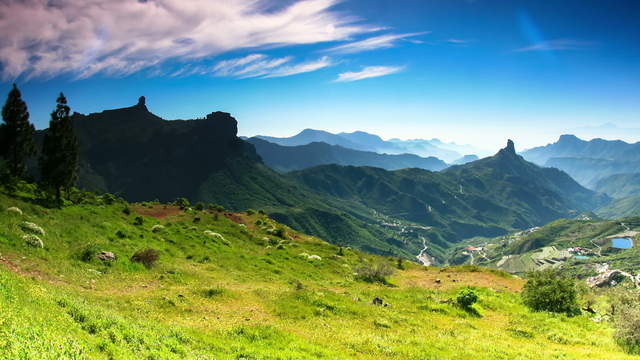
xmin=0 ymin=183 xmax=632 ymax=359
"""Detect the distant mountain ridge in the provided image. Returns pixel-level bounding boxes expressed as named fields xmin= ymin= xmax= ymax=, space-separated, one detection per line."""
xmin=247 ymin=137 xmax=448 ymax=172
xmin=522 ymin=134 xmax=640 ymax=188
xmin=291 ymin=140 xmax=607 ymax=256
xmin=255 ymin=129 xmax=483 ymax=163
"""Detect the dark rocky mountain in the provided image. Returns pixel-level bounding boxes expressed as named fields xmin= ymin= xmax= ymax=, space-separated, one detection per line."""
xmin=521 ymin=134 xmax=640 ymax=187
xmin=247 ymin=137 xmax=448 ymax=172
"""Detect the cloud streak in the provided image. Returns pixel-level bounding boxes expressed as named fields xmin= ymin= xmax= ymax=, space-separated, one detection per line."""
xmin=0 ymin=0 xmax=376 ymax=80
xmin=211 ymin=54 xmax=333 ymax=78
xmin=325 ymin=32 xmax=428 ymax=54
xmin=335 ymin=65 xmax=404 ymax=82
xmin=513 ymin=38 xmax=597 ymax=52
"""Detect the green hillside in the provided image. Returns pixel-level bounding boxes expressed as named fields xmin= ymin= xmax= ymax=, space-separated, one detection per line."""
xmin=464 ymin=216 xmax=640 ymax=277
xmin=0 ymin=184 xmax=634 ymax=359
xmin=291 ymin=140 xmax=607 ymax=253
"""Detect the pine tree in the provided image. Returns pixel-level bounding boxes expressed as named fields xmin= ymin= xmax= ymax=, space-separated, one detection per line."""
xmin=40 ymin=93 xmax=79 ymax=203
xmin=0 ymin=83 xmax=36 ymax=178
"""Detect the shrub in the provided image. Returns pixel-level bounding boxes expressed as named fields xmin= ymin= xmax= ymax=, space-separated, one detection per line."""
xmin=246 ymin=209 xmax=255 ymax=215
xmin=6 ymin=206 xmax=22 ymax=215
xmin=355 ymin=262 xmax=395 ymax=284
xmin=611 ymin=290 xmax=640 ymax=353
xmin=122 ymin=206 xmax=131 ymax=216
xmin=133 ymin=216 xmax=144 ymax=226
xmin=23 ymin=234 xmax=43 ymax=248
xmin=521 ymin=269 xmax=580 ymax=316
xmin=174 ymin=197 xmax=190 ymax=210
xmin=397 ymin=258 xmax=405 ymax=270
xmin=194 ymin=202 xmax=205 ymax=211
xmin=79 ymin=244 xmax=100 ymax=262
xmin=115 ymin=230 xmax=127 ymax=239
xmin=151 ymin=225 xmax=165 ymax=233
xmin=131 ymin=248 xmax=160 ymax=268
xmin=20 ymin=221 xmax=45 ymax=236
xmin=101 ymin=193 xmax=117 ymax=205
xmin=456 ymin=288 xmax=478 ymax=309
xmin=203 ymin=287 xmax=225 ymax=298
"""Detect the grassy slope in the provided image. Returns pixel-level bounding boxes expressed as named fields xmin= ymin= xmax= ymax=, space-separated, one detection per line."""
xmin=0 ymin=189 xmax=633 ymax=359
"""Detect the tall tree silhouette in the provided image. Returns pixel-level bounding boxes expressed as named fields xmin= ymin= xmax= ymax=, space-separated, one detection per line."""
xmin=40 ymin=93 xmax=79 ymax=203
xmin=0 ymin=83 xmax=36 ymax=178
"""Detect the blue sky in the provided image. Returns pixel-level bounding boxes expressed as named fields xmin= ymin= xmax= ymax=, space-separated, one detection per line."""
xmin=0 ymin=0 xmax=638 ymax=151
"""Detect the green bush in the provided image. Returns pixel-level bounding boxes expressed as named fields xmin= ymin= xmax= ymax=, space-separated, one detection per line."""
xmin=354 ymin=262 xmax=395 ymax=284
xmin=174 ymin=197 xmax=190 ymax=210
xmin=456 ymin=288 xmax=478 ymax=309
xmin=521 ymin=269 xmax=580 ymax=316
xmin=101 ymin=193 xmax=117 ymax=205
xmin=122 ymin=206 xmax=131 ymax=216
xmin=131 ymin=248 xmax=160 ymax=269
xmin=79 ymin=244 xmax=100 ymax=262
xmin=194 ymin=202 xmax=205 ymax=211
xmin=611 ymin=289 xmax=640 ymax=354
xmin=133 ymin=216 xmax=144 ymax=226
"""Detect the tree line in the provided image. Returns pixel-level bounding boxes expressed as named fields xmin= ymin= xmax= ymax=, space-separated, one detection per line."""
xmin=0 ymin=83 xmax=79 ymax=205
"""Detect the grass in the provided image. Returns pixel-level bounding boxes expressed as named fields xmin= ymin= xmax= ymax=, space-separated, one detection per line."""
xmin=0 ymin=185 xmax=635 ymax=359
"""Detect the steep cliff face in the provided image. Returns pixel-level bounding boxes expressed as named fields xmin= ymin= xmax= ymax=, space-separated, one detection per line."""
xmin=70 ymin=97 xmax=258 ymax=202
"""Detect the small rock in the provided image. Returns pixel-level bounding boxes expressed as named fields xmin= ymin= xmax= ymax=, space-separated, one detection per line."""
xmin=435 ymin=279 xmax=441 ymax=284
xmin=96 ymin=251 xmax=116 ymax=261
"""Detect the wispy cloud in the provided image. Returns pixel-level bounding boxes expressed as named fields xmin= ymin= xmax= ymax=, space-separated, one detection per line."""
xmin=325 ymin=32 xmax=429 ymax=54
xmin=211 ymin=54 xmax=332 ymax=79
xmin=0 ymin=0 xmax=377 ymax=80
xmin=513 ymin=38 xmax=597 ymax=52
xmin=445 ymin=39 xmax=472 ymax=45
xmin=335 ymin=66 xmax=404 ymax=82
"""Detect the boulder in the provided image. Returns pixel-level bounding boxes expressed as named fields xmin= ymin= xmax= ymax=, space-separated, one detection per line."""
xmin=96 ymin=251 xmax=116 ymax=261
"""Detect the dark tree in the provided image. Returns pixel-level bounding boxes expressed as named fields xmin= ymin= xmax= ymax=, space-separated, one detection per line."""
xmin=40 ymin=93 xmax=79 ymax=203
xmin=0 ymin=84 xmax=36 ymax=178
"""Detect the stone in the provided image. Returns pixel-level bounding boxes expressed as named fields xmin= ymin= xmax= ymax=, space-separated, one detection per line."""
xmin=96 ymin=251 xmax=116 ymax=261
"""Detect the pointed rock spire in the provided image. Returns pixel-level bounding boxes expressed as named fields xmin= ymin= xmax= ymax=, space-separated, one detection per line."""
xmin=505 ymin=139 xmax=515 ymax=154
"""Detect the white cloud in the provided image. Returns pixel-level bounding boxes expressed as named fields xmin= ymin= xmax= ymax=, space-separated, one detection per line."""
xmin=335 ymin=65 xmax=404 ymax=82
xmin=513 ymin=38 xmax=597 ymax=52
xmin=0 ymin=0 xmax=377 ymax=80
xmin=325 ymin=32 xmax=428 ymax=54
xmin=210 ymin=53 xmax=332 ymax=78
xmin=262 ymin=56 xmax=333 ymax=78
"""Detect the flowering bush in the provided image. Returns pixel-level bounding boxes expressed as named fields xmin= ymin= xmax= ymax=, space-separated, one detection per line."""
xmin=6 ymin=207 xmax=22 ymax=215
xmin=20 ymin=221 xmax=45 ymax=236
xmin=23 ymin=234 xmax=43 ymax=248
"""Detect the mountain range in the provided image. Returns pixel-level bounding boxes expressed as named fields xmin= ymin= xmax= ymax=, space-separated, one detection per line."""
xmin=522 ymin=134 xmax=640 ymax=187
xmin=255 ymin=129 xmax=484 ymax=163
xmin=29 ymin=97 xmax=610 ymax=262
xmin=247 ymin=137 xmax=448 ymax=172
